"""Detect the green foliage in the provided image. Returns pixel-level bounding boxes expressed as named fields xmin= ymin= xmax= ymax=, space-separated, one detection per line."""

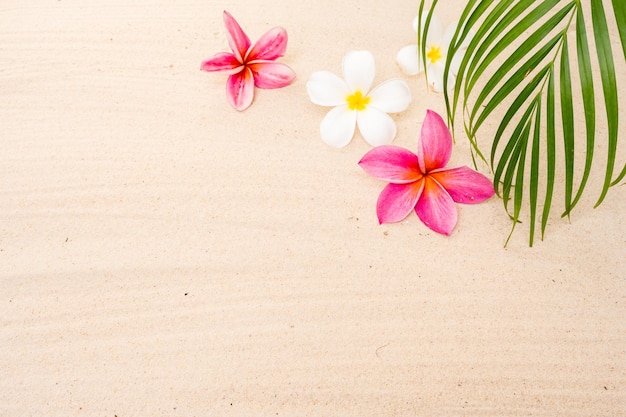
xmin=420 ymin=0 xmax=625 ymax=246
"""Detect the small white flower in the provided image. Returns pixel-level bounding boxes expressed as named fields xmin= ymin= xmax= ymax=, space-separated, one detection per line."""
xmin=396 ymin=14 xmax=471 ymax=93
xmin=306 ymin=50 xmax=412 ymax=148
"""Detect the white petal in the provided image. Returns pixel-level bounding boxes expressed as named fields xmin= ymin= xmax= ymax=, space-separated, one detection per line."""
xmin=427 ymin=64 xmax=445 ymax=93
xmin=423 ymin=13 xmax=443 ymax=46
xmin=444 ymin=22 xmax=474 ymax=50
xmin=368 ymin=79 xmax=411 ymax=113
xmin=396 ymin=44 xmax=422 ymax=76
xmin=449 ymin=49 xmax=465 ymax=76
xmin=412 ymin=16 xmax=419 ymax=32
xmin=306 ymin=71 xmax=350 ymax=106
xmin=442 ymin=21 xmax=459 ymax=50
xmin=342 ymin=50 xmax=375 ymax=94
xmin=356 ymin=107 xmax=397 ymax=146
xmin=320 ymin=105 xmax=357 ymax=148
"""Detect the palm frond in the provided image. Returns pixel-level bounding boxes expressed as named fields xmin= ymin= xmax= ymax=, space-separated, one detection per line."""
xmin=590 ymin=0 xmax=619 ymax=207
xmin=613 ymin=0 xmax=626 ymax=60
xmin=420 ymin=0 xmax=626 ymax=245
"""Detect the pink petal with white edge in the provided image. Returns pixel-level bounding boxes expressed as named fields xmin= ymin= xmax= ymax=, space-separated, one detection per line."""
xmin=249 ymin=61 xmax=295 ymax=89
xmin=343 ymin=50 xmax=375 ymax=94
xmin=430 ymin=166 xmax=495 ymax=204
xmin=356 ymin=107 xmax=398 ymax=147
xmin=223 ymin=11 xmax=251 ymax=63
xmin=368 ymin=79 xmax=412 ymax=113
xmin=226 ymin=67 xmax=255 ymax=111
xmin=306 ymin=71 xmax=351 ymax=107
xmin=358 ymin=145 xmax=422 ymax=184
xmin=377 ymin=182 xmax=423 ymax=224
xmin=418 ymin=110 xmax=452 ymax=173
xmin=414 ymin=176 xmax=457 ymax=235
xmin=201 ymin=52 xmax=242 ymax=73
xmin=320 ymin=105 xmax=357 ymax=148
xmin=246 ymin=27 xmax=288 ymax=61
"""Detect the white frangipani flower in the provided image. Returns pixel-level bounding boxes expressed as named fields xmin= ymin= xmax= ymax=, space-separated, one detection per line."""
xmin=306 ymin=50 xmax=412 ymax=148
xmin=396 ymin=14 xmax=471 ymax=93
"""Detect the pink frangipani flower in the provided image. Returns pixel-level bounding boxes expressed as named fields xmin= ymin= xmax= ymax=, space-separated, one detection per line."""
xmin=201 ymin=11 xmax=296 ymax=111
xmin=359 ymin=110 xmax=495 ymax=235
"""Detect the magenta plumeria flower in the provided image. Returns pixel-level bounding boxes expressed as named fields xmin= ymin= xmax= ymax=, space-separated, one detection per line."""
xmin=359 ymin=110 xmax=495 ymax=235
xmin=201 ymin=11 xmax=296 ymax=111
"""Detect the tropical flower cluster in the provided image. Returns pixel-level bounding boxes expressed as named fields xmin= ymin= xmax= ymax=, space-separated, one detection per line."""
xmin=201 ymin=11 xmax=494 ymax=235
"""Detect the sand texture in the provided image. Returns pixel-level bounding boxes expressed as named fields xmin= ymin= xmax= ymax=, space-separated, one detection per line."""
xmin=1 ymin=0 xmax=625 ymax=415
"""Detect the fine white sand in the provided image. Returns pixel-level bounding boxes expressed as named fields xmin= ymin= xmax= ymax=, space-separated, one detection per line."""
xmin=1 ymin=0 xmax=624 ymax=415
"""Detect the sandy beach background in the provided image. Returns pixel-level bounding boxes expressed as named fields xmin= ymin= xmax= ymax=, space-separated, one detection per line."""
xmin=1 ymin=0 xmax=625 ymax=415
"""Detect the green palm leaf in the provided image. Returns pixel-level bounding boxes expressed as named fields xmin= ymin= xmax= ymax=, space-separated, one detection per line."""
xmin=590 ymin=0 xmax=619 ymax=207
xmin=420 ymin=0 xmax=626 ymax=246
xmin=560 ymin=33 xmax=575 ymax=217
xmin=613 ymin=0 xmax=626 ymax=60
xmin=543 ymin=69 xmax=557 ymax=239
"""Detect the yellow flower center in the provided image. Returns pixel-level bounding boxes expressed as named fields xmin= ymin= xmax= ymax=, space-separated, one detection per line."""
xmin=426 ymin=45 xmax=443 ymax=64
xmin=346 ymin=91 xmax=370 ymax=111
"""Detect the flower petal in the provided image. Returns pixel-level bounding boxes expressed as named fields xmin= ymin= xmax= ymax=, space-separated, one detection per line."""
xmin=368 ymin=79 xmax=412 ymax=113
xmin=441 ymin=23 xmax=474 ymax=81
xmin=343 ymin=50 xmax=375 ymax=94
xmin=418 ymin=110 xmax=452 ymax=172
xmin=223 ymin=11 xmax=251 ymax=63
xmin=377 ymin=182 xmax=423 ymax=224
xmin=358 ymin=145 xmax=422 ymax=184
xmin=306 ymin=71 xmax=351 ymax=106
xmin=441 ymin=21 xmax=474 ymax=51
xmin=423 ymin=13 xmax=443 ymax=47
xmin=426 ymin=63 xmax=445 ymax=93
xmin=200 ymin=52 xmax=241 ymax=73
xmin=356 ymin=107 xmax=398 ymax=146
xmin=249 ymin=61 xmax=295 ymax=89
xmin=246 ymin=26 xmax=288 ymax=61
xmin=442 ymin=21 xmax=459 ymax=49
xmin=414 ymin=176 xmax=457 ymax=235
xmin=319 ymin=105 xmax=357 ymax=148
xmin=396 ymin=44 xmax=422 ymax=76
xmin=412 ymin=13 xmax=444 ymax=44
xmin=226 ymin=67 xmax=254 ymax=111
xmin=430 ymin=166 xmax=495 ymax=204
xmin=449 ymin=50 xmax=464 ymax=76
